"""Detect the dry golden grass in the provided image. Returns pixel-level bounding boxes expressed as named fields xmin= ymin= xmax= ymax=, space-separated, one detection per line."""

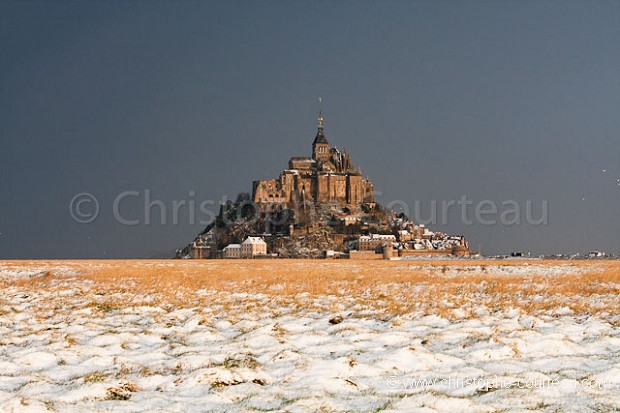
xmin=2 ymin=259 xmax=619 ymax=318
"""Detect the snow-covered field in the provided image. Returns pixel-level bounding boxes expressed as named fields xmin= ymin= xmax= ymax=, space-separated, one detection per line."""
xmin=1 ymin=260 xmax=620 ymax=412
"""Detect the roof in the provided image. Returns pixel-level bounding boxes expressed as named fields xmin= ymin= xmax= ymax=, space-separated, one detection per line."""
xmin=359 ymin=234 xmax=396 ymax=241
xmin=313 ymin=130 xmax=329 ymax=145
xmin=223 ymin=244 xmax=241 ymax=250
xmin=242 ymin=236 xmax=266 ymax=245
xmin=289 ymin=157 xmax=315 ymax=166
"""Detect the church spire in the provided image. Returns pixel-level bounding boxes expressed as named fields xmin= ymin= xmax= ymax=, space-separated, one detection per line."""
xmin=318 ymin=97 xmax=324 ymax=130
xmin=313 ymin=97 xmax=328 ymax=145
xmin=312 ymin=96 xmax=329 ymax=160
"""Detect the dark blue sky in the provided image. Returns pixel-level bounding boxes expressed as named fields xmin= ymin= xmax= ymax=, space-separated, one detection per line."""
xmin=2 ymin=1 xmax=619 ymax=258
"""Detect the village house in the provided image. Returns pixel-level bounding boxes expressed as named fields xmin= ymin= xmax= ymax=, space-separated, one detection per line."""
xmin=240 ymin=236 xmax=267 ymax=258
xmin=223 ymin=244 xmax=241 ymax=259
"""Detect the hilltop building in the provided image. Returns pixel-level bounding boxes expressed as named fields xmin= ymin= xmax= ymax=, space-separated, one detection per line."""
xmin=252 ymin=101 xmax=374 ymax=210
xmin=358 ymin=234 xmax=397 ymax=251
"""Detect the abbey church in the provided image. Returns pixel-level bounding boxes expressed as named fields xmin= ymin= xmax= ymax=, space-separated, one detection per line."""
xmin=252 ymin=104 xmax=374 ymax=209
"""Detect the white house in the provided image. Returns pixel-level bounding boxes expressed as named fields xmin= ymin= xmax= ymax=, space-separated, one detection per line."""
xmin=223 ymin=244 xmax=241 ymax=259
xmin=241 ymin=237 xmax=267 ymax=258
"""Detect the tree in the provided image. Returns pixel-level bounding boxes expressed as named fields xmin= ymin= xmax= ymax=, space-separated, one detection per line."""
xmin=236 ymin=192 xmax=251 ymax=203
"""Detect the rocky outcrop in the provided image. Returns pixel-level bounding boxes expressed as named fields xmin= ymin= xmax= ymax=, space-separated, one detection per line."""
xmin=273 ymin=229 xmax=342 ymax=259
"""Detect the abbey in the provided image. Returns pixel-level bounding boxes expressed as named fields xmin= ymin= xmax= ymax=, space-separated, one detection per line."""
xmin=252 ymin=105 xmax=374 ymax=209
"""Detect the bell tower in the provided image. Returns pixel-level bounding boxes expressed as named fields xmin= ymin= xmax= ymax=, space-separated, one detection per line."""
xmin=312 ymin=97 xmax=330 ymax=162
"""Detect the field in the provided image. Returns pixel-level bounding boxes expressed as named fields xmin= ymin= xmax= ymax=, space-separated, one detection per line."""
xmin=1 ymin=259 xmax=620 ymax=412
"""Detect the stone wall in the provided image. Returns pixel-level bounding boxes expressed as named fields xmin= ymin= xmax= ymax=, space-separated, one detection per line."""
xmin=349 ymin=250 xmax=383 ymax=260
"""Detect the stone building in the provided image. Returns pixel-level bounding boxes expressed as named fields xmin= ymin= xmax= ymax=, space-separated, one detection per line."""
xmin=358 ymin=234 xmax=397 ymax=251
xmin=252 ymin=103 xmax=374 ymax=211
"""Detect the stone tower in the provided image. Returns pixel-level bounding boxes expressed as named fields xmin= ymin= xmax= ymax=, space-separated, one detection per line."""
xmin=312 ymin=97 xmax=330 ymax=162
